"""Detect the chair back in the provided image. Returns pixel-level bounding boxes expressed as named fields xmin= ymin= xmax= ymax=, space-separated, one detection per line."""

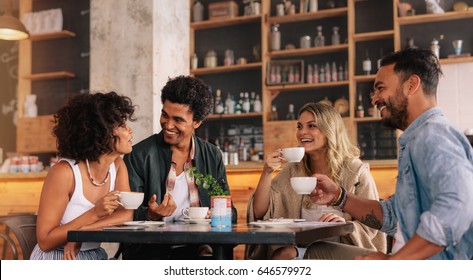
xmin=0 ymin=214 xmax=37 ymax=260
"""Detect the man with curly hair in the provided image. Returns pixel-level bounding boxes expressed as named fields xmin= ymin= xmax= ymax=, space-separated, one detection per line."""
xmin=123 ymin=75 xmax=237 ymax=259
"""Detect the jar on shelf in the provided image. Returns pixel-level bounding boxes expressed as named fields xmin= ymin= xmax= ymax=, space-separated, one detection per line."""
xmin=271 ymin=24 xmax=281 ymax=51
xmin=300 ymin=35 xmax=311 ymax=49
xmin=204 ymin=50 xmax=217 ymax=68
xmin=192 ymin=0 xmax=204 ymax=22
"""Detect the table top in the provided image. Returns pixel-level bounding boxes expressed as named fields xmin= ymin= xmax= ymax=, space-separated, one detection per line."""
xmin=68 ymin=222 xmax=354 ymax=247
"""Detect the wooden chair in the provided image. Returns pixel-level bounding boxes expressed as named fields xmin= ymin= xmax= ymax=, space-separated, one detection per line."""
xmin=0 ymin=214 xmax=37 ymax=260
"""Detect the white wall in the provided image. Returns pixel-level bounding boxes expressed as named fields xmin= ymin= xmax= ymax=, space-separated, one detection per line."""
xmin=437 ymin=62 xmax=473 ymax=133
xmin=90 ymin=0 xmax=189 ymax=143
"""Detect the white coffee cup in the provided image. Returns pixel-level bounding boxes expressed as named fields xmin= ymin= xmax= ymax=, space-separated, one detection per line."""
xmin=290 ymin=177 xmax=317 ymax=194
xmin=282 ymin=147 xmax=305 ymax=162
xmin=117 ymin=192 xmax=144 ymax=209
xmin=182 ymin=207 xmax=209 ymax=219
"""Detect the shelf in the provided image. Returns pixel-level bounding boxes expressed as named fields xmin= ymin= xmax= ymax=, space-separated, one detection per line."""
xmin=29 ymin=30 xmax=76 ymax=41
xmin=268 ymin=44 xmax=348 ymax=58
xmin=190 ymin=15 xmax=261 ymax=30
xmin=268 ymin=7 xmax=348 ymax=24
xmin=397 ymin=10 xmax=473 ymax=25
xmin=354 ymin=117 xmax=382 ymax=122
xmin=266 ymin=80 xmax=349 ymax=92
xmin=191 ymin=62 xmax=262 ymax=75
xmin=353 ymin=74 xmax=376 ymax=82
xmin=206 ymin=112 xmax=263 ymax=120
xmin=22 ymin=71 xmax=75 ymax=81
xmin=353 ymin=30 xmax=394 ymax=42
xmin=439 ymin=56 xmax=473 ymax=65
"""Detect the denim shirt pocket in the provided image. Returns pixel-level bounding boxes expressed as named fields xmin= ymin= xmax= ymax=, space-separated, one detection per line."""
xmin=397 ymin=164 xmax=417 ymax=210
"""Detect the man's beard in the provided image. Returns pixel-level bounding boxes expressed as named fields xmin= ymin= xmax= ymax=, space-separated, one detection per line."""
xmin=381 ymin=87 xmax=409 ymax=131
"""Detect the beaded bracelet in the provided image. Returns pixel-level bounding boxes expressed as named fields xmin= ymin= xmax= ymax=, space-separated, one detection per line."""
xmin=330 ymin=187 xmax=343 ymax=206
xmin=333 ymin=187 xmax=348 ymax=211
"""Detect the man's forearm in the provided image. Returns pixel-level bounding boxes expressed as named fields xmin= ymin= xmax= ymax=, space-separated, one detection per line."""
xmin=389 ymin=234 xmax=444 ymax=259
xmin=343 ymin=193 xmax=383 ymax=229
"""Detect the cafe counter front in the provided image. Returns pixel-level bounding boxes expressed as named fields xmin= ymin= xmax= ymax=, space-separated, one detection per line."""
xmin=0 ymin=162 xmax=397 ymax=259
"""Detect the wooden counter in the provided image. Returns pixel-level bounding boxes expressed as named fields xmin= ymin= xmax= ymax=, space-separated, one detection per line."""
xmin=0 ymin=162 xmax=397 ymax=259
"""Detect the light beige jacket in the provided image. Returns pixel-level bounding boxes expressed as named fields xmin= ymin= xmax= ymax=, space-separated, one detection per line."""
xmin=246 ymin=156 xmax=387 ymax=259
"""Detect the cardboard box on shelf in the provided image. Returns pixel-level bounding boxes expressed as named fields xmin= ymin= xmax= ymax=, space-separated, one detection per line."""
xmin=208 ymin=1 xmax=239 ymax=20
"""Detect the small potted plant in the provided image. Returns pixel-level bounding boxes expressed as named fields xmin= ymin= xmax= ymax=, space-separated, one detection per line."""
xmin=188 ymin=167 xmax=232 ymax=227
xmin=188 ymin=167 xmax=229 ymax=196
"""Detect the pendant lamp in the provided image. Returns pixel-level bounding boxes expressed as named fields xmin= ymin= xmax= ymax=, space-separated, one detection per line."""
xmin=0 ymin=0 xmax=29 ymax=40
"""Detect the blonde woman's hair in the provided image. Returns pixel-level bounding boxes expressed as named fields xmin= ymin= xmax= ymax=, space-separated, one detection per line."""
xmin=298 ymin=102 xmax=360 ymax=183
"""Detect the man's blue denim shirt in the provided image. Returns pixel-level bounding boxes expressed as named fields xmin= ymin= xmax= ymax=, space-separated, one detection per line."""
xmin=380 ymin=107 xmax=473 ymax=259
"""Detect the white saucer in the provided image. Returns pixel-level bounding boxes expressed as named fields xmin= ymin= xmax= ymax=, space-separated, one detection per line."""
xmin=249 ymin=220 xmax=293 ymax=228
xmin=124 ymin=221 xmax=165 ymax=227
xmin=180 ymin=218 xmax=211 ymax=224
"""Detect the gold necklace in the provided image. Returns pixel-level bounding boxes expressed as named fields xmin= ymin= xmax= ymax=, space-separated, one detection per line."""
xmin=85 ymin=159 xmax=110 ymax=187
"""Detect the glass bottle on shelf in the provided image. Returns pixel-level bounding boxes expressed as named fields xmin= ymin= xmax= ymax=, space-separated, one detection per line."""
xmin=319 ymin=64 xmax=326 ymax=83
xmin=362 ymin=50 xmax=372 ymax=75
xmin=314 ymin=25 xmax=325 ymax=47
xmin=377 ymin=48 xmax=384 ymax=70
xmin=214 ymin=89 xmax=224 ymax=114
xmin=253 ymin=94 xmax=262 ymax=113
xmin=313 ymin=64 xmax=319 ymax=83
xmin=286 ymin=104 xmax=296 ymax=120
xmin=307 ymin=65 xmax=313 ymax=83
xmin=338 ymin=64 xmax=344 ymax=81
xmin=250 ymin=91 xmax=255 ymax=112
xmin=331 ymin=62 xmax=338 ymax=82
xmin=271 ymin=24 xmax=281 ymax=51
xmin=192 ymin=0 xmax=204 ymax=22
xmin=269 ymin=105 xmax=278 ymax=121
xmin=225 ymin=92 xmax=235 ymax=114
xmin=325 ymin=62 xmax=331 ymax=82
xmin=238 ymin=138 xmax=248 ymax=162
xmin=242 ymin=92 xmax=250 ymax=113
xmin=356 ymin=92 xmax=365 ymax=118
xmin=430 ymin=38 xmax=440 ymax=59
xmin=344 ymin=61 xmax=348 ymax=81
xmin=309 ymin=0 xmax=318 ymax=12
xmin=331 ymin=26 xmax=340 ymax=45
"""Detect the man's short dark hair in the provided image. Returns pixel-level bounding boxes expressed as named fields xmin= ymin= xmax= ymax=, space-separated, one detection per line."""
xmin=161 ymin=75 xmax=213 ymax=121
xmin=380 ymin=48 xmax=443 ymax=97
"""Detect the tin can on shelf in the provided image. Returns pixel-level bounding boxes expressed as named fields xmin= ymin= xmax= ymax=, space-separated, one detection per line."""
xmin=211 ymin=196 xmax=232 ymax=227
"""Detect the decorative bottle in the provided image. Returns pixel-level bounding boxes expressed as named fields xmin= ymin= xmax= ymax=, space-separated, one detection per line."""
xmin=430 ymin=38 xmax=440 ymax=58
xmin=356 ymin=92 xmax=365 ymax=118
xmin=286 ymin=104 xmax=296 ymax=120
xmin=314 ymin=25 xmax=325 ymax=47
xmin=269 ymin=105 xmax=278 ymax=121
xmin=331 ymin=26 xmax=340 ymax=45
xmin=253 ymin=94 xmax=262 ymax=113
xmin=214 ymin=89 xmax=224 ymax=114
xmin=271 ymin=24 xmax=281 ymax=51
xmin=192 ymin=0 xmax=204 ymax=22
xmin=362 ymin=50 xmax=372 ymax=75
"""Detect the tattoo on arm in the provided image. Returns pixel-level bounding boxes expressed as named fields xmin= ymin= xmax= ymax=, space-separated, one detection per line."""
xmin=361 ymin=210 xmax=382 ymax=229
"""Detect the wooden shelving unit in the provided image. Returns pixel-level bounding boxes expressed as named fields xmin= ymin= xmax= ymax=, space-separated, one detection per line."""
xmin=190 ymin=62 xmax=261 ymax=75
xmin=29 ymin=30 xmax=76 ymax=41
xmin=267 ymin=7 xmax=348 ymax=24
xmin=266 ymin=80 xmax=349 ymax=92
xmin=206 ymin=112 xmax=262 ymax=120
xmin=397 ymin=10 xmax=473 ymax=25
xmin=353 ymin=30 xmax=394 ymax=42
xmin=23 ymin=71 xmax=75 ymax=81
xmin=268 ymin=44 xmax=349 ymax=58
xmin=190 ymin=14 xmax=261 ymax=30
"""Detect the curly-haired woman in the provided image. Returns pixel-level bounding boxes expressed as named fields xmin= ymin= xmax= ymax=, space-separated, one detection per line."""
xmin=30 ymin=92 xmax=136 ymax=260
xmin=247 ymin=102 xmax=386 ymax=260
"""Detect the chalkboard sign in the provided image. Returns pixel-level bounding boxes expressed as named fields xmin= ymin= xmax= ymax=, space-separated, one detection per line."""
xmin=0 ymin=40 xmax=18 ymax=155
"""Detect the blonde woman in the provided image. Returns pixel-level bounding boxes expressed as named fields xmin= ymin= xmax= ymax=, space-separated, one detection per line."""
xmin=247 ymin=102 xmax=386 ymax=259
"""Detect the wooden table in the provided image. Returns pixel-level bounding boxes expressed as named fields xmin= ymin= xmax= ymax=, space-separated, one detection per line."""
xmin=67 ymin=222 xmax=354 ymax=260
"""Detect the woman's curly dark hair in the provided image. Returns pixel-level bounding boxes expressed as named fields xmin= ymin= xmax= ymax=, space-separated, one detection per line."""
xmin=53 ymin=92 xmax=136 ymax=162
xmin=161 ymin=75 xmax=213 ymax=121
